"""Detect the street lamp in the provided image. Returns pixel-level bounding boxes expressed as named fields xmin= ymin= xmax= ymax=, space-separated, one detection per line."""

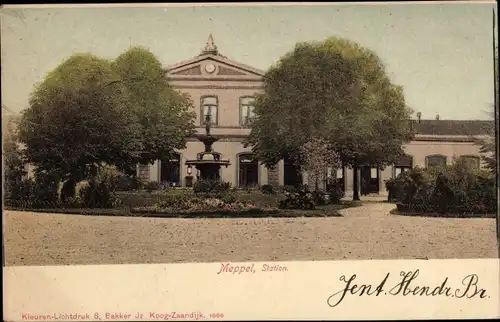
xmin=187 ymin=165 xmax=192 ymax=175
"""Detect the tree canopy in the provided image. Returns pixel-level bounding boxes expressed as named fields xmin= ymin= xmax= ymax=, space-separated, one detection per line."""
xmin=18 ymin=53 xmax=141 ymax=179
xmin=112 ymin=47 xmax=195 ymax=165
xmin=245 ymin=37 xmax=414 ymax=199
xmin=18 ymin=47 xmax=195 ymax=196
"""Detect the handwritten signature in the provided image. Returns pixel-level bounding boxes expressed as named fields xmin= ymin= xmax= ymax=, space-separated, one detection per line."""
xmin=327 ymin=269 xmax=489 ymax=308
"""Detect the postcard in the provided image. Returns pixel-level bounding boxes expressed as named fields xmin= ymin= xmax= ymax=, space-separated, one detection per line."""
xmin=2 ymin=1 xmax=499 ymax=320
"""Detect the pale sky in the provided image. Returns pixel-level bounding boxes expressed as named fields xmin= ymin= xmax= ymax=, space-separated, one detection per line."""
xmin=1 ymin=2 xmax=497 ymax=120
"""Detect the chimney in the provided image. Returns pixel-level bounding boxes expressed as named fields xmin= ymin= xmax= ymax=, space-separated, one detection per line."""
xmin=416 ymin=112 xmax=422 ymax=123
xmin=435 ymin=114 xmax=440 ymax=120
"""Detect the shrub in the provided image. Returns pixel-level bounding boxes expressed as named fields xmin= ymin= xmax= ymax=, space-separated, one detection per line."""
xmin=385 ymin=178 xmax=396 ymax=202
xmin=193 ymin=179 xmax=230 ymax=194
xmin=260 ymin=184 xmax=275 ymax=194
xmin=115 ymin=175 xmax=142 ymax=191
xmin=392 ymin=163 xmax=496 ymax=215
xmin=312 ymin=190 xmax=327 ymax=205
xmin=64 ymin=196 xmax=85 ymax=208
xmin=4 ymin=179 xmax=36 ymax=208
xmin=326 ymin=178 xmax=345 ymax=204
xmin=144 ymin=181 xmax=161 ymax=193
xmin=279 ymin=190 xmax=315 ymax=210
xmin=155 ymin=193 xmax=193 ymax=210
xmin=31 ymin=168 xmax=62 ymax=208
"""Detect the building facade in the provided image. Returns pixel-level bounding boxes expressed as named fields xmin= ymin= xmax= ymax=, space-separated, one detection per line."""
xmin=137 ymin=35 xmax=493 ymax=195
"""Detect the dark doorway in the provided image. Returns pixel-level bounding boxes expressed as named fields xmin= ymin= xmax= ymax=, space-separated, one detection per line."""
xmin=360 ymin=166 xmax=379 ymax=195
xmin=394 ymin=154 xmax=413 ymax=178
xmin=283 ymin=156 xmax=302 ymax=187
xmin=238 ymin=154 xmax=259 ymax=187
xmin=160 ymin=153 xmax=181 ymax=187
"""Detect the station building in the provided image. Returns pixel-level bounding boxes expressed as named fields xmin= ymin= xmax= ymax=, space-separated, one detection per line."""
xmin=137 ymin=35 xmax=493 ymax=195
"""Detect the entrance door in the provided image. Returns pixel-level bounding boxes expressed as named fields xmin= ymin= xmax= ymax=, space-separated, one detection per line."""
xmin=360 ymin=166 xmax=379 ymax=195
xmin=161 ymin=153 xmax=181 ymax=187
xmin=238 ymin=154 xmax=259 ymax=187
xmin=284 ymin=156 xmax=302 ymax=188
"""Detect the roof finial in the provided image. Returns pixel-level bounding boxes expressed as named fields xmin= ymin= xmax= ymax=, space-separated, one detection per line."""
xmin=201 ymin=33 xmax=218 ymax=55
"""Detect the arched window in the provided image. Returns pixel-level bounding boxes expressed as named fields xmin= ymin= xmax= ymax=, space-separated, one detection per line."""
xmin=160 ymin=152 xmax=181 ymax=187
xmin=394 ymin=154 xmax=413 ymax=177
xmin=240 ymin=96 xmax=255 ymax=126
xmin=238 ymin=153 xmax=259 ymax=187
xmin=200 ymin=96 xmax=218 ymax=126
xmin=426 ymin=155 xmax=447 ymax=168
xmin=458 ymin=155 xmax=481 ymax=170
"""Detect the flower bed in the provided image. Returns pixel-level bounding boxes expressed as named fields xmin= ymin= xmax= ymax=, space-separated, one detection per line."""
xmin=132 ymin=196 xmax=279 ymax=214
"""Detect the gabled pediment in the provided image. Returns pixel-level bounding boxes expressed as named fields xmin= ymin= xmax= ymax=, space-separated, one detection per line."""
xmin=167 ymin=34 xmax=265 ymax=81
xmin=167 ymin=55 xmax=265 ymax=79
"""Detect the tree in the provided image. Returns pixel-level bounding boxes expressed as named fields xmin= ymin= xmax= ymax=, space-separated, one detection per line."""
xmin=3 ymin=114 xmax=27 ymax=199
xmin=298 ymin=137 xmax=341 ymax=191
xmin=18 ymin=53 xmax=142 ymax=200
xmin=112 ymin=47 xmax=196 ymax=166
xmin=245 ymin=37 xmax=414 ymax=200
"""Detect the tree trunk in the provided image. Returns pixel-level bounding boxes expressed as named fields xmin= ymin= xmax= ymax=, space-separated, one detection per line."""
xmin=352 ymin=166 xmax=360 ymax=201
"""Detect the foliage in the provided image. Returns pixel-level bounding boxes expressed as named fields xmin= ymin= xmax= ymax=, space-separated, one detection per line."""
xmin=144 ymin=181 xmax=162 ymax=193
xmin=18 ymin=54 xmax=141 ymax=184
xmin=5 ymin=166 xmax=62 ymax=209
xmin=384 ymin=178 xmax=396 ymax=201
xmin=18 ymin=48 xmax=196 ymax=196
xmin=115 ymin=174 xmax=143 ymax=191
xmin=260 ymin=184 xmax=275 ymax=194
xmin=393 ymin=161 xmax=496 ymax=215
xmin=193 ymin=179 xmax=231 ymax=194
xmin=76 ymin=165 xmax=124 ymax=208
xmin=475 ymin=109 xmax=496 ymax=173
xmin=3 ymin=115 xmax=28 ymax=202
xmin=298 ymin=136 xmax=341 ymax=191
xmin=278 ymin=190 xmax=315 ymax=210
xmin=245 ymin=37 xmax=414 ymax=200
xmin=326 ymin=178 xmax=345 ymax=204
xmin=112 ymin=47 xmax=196 ymax=165
xmin=311 ymin=190 xmax=327 ymax=205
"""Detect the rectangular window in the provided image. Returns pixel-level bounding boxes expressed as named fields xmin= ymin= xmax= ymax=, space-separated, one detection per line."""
xmin=201 ymin=96 xmax=218 ymax=125
xmin=426 ymin=155 xmax=447 ymax=168
xmin=240 ymin=97 xmax=255 ymax=126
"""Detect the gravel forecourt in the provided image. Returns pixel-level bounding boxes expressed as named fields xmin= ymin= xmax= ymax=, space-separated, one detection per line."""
xmin=4 ymin=203 xmax=498 ymax=266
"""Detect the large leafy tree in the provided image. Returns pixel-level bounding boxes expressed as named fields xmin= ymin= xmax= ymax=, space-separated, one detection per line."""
xmin=246 ymin=37 xmax=414 ymax=200
xmin=112 ymin=47 xmax=196 ymax=165
xmin=18 ymin=53 xmax=142 ymax=199
xmin=18 ymin=48 xmax=196 ymax=200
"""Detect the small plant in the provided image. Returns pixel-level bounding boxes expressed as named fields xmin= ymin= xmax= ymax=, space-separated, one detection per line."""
xmin=384 ymin=178 xmax=396 ymax=202
xmin=193 ymin=179 xmax=230 ymax=194
xmin=260 ymin=184 xmax=275 ymax=194
xmin=326 ymin=179 xmax=345 ymax=204
xmin=144 ymin=181 xmax=161 ymax=193
xmin=279 ymin=190 xmax=315 ymax=210
xmin=312 ymin=190 xmax=327 ymax=205
xmin=63 ymin=196 xmax=85 ymax=208
xmin=115 ymin=175 xmax=143 ymax=191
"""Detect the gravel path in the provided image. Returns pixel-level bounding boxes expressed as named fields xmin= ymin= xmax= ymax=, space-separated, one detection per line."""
xmin=3 ymin=203 xmax=498 ymax=266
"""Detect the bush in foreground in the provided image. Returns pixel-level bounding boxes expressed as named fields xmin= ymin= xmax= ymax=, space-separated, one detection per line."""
xmin=392 ymin=161 xmax=496 ymax=215
xmin=193 ymin=179 xmax=231 ymax=194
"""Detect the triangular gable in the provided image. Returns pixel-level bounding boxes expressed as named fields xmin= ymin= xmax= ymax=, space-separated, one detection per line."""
xmin=167 ymin=54 xmax=265 ymax=78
